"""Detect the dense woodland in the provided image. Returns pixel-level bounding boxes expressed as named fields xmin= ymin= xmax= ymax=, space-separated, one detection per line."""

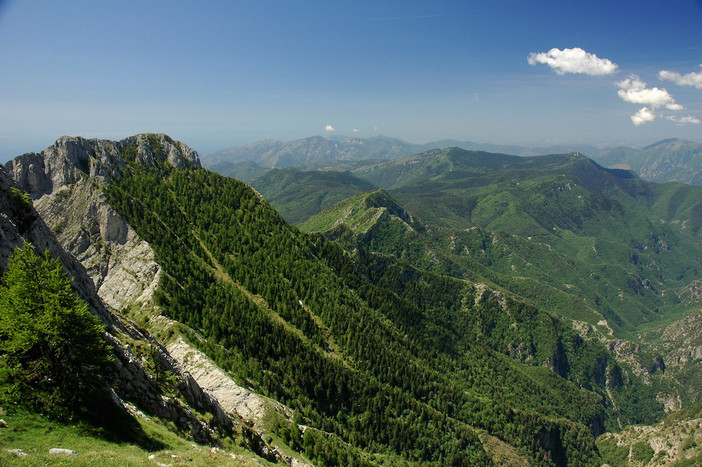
xmin=101 ymin=163 xmax=665 ymax=465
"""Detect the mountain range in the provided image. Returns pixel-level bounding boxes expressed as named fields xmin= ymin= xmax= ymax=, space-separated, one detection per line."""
xmin=596 ymin=138 xmax=702 ymax=186
xmin=202 ymin=135 xmax=702 ymax=186
xmin=255 ymin=148 xmax=702 ymax=335
xmin=1 ymin=134 xmax=701 ymax=466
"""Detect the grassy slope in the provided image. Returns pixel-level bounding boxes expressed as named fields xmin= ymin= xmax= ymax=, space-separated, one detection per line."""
xmin=0 ymin=407 xmax=267 ymax=466
xmin=250 ymin=168 xmax=376 ymax=224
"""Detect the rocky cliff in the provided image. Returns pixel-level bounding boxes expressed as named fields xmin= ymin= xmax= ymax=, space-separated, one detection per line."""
xmin=0 ymin=164 xmax=237 ymax=445
xmin=2 ymin=134 xmax=295 ymax=461
xmin=5 ymin=134 xmax=198 ymax=311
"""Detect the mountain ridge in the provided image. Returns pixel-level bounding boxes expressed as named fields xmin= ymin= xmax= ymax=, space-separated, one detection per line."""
xmin=3 ymin=133 xmax=701 ymax=465
xmin=267 ymin=147 xmax=702 ymax=339
xmin=2 ymin=134 xmax=613 ymax=464
xmin=0 ymin=162 xmax=237 ymax=447
xmin=204 ymin=135 xmax=702 ymax=186
xmin=2 ymin=134 xmax=296 ymax=464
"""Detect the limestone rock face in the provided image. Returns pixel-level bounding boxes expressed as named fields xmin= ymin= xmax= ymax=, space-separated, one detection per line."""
xmin=0 ymin=138 xmax=235 ymax=446
xmin=167 ymin=336 xmax=274 ymax=428
xmin=5 ymin=133 xmax=200 ymax=199
xmin=5 ymin=134 xmax=199 ymax=310
xmin=33 ymin=179 xmax=160 ymax=311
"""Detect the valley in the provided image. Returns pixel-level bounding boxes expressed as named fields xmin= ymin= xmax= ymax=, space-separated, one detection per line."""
xmin=1 ymin=134 xmax=701 ymax=466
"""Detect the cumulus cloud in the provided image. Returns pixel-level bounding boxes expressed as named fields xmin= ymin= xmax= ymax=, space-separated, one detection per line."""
xmin=527 ymin=47 xmax=618 ymax=75
xmin=616 ymin=74 xmax=682 ymax=110
xmin=666 ymin=115 xmax=702 ymax=125
xmin=659 ymin=65 xmax=702 ymax=89
xmin=325 ymin=124 xmax=335 ymax=132
xmin=631 ymin=107 xmax=656 ymax=126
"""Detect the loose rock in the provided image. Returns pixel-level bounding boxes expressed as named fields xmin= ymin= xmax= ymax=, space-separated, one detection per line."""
xmin=49 ymin=448 xmax=77 ymax=456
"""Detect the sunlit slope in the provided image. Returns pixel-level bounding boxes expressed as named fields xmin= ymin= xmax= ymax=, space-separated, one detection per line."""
xmin=102 ymin=164 xmax=626 ymax=465
xmin=296 ymin=148 xmax=702 ymax=336
xmin=250 ymin=167 xmax=375 ymax=224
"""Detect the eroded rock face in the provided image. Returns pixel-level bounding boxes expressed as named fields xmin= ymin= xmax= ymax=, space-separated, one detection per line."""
xmin=0 ymin=139 xmax=235 ymax=446
xmin=33 ymin=179 xmax=160 ymax=311
xmin=167 ymin=336 xmax=273 ymax=427
xmin=5 ymin=134 xmax=199 ymax=310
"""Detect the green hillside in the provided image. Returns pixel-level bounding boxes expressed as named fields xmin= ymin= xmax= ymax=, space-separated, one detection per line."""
xmin=291 ymin=149 xmax=702 ymax=339
xmin=213 ymin=160 xmax=269 ymax=182
xmin=596 ymin=138 xmax=702 ymax=186
xmin=250 ymin=168 xmax=376 ymax=224
xmin=98 ymin=161 xmax=645 ymax=465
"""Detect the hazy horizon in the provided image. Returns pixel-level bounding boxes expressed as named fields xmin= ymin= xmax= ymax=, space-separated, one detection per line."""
xmin=5 ymin=131 xmax=702 ymax=164
xmin=1 ymin=0 xmax=701 ymax=161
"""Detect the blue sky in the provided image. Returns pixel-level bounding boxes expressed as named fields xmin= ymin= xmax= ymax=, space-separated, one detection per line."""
xmin=1 ymin=0 xmax=701 ymax=160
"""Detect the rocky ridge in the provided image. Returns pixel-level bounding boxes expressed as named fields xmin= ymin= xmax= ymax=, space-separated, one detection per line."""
xmin=3 ymin=136 xmax=265 ymax=450
xmin=3 ymin=134 xmax=299 ymax=462
xmin=0 ymin=163 xmax=231 ymax=445
xmin=6 ymin=134 xmax=199 ymax=198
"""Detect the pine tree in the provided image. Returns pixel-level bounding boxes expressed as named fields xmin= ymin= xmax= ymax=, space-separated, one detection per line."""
xmin=0 ymin=243 xmax=112 ymax=418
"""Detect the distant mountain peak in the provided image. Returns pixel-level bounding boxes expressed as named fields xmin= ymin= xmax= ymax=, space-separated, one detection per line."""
xmin=644 ymin=138 xmax=681 ymax=149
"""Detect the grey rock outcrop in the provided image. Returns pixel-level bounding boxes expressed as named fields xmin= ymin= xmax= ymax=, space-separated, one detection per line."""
xmin=5 ymin=134 xmax=199 ymax=311
xmin=5 ymin=133 xmax=200 ymax=199
xmin=0 ymin=140 xmax=235 ymax=446
xmin=167 ymin=336 xmax=275 ymax=428
xmin=33 ymin=179 xmax=160 ymax=311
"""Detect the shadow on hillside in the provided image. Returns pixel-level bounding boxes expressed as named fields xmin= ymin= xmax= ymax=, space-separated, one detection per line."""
xmin=81 ymin=390 xmax=168 ymax=452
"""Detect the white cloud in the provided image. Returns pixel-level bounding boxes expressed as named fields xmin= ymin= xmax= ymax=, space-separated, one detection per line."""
xmin=527 ymin=47 xmax=618 ymax=75
xmin=616 ymin=74 xmax=682 ymax=110
xmin=659 ymin=65 xmax=702 ymax=89
xmin=325 ymin=124 xmax=335 ymax=132
xmin=631 ymin=107 xmax=656 ymax=126
xmin=352 ymin=128 xmax=359 ymax=132
xmin=666 ymin=115 xmax=702 ymax=125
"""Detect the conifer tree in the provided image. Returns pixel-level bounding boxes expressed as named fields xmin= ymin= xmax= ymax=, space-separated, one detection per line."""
xmin=0 ymin=243 xmax=112 ymax=418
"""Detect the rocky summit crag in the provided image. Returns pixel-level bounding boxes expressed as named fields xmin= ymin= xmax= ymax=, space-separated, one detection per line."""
xmin=1 ymin=134 xmax=291 ymax=463
xmin=7 ymin=134 xmax=199 ymax=197
xmin=5 ymin=134 xmax=199 ymax=310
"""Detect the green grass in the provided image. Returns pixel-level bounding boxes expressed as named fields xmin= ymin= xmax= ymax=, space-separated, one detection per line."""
xmin=0 ymin=407 xmax=267 ymax=466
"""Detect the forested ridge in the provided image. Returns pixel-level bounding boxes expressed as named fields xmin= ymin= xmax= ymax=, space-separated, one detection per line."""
xmin=251 ymin=148 xmax=701 ymax=355
xmin=101 ymin=164 xmax=656 ymax=465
